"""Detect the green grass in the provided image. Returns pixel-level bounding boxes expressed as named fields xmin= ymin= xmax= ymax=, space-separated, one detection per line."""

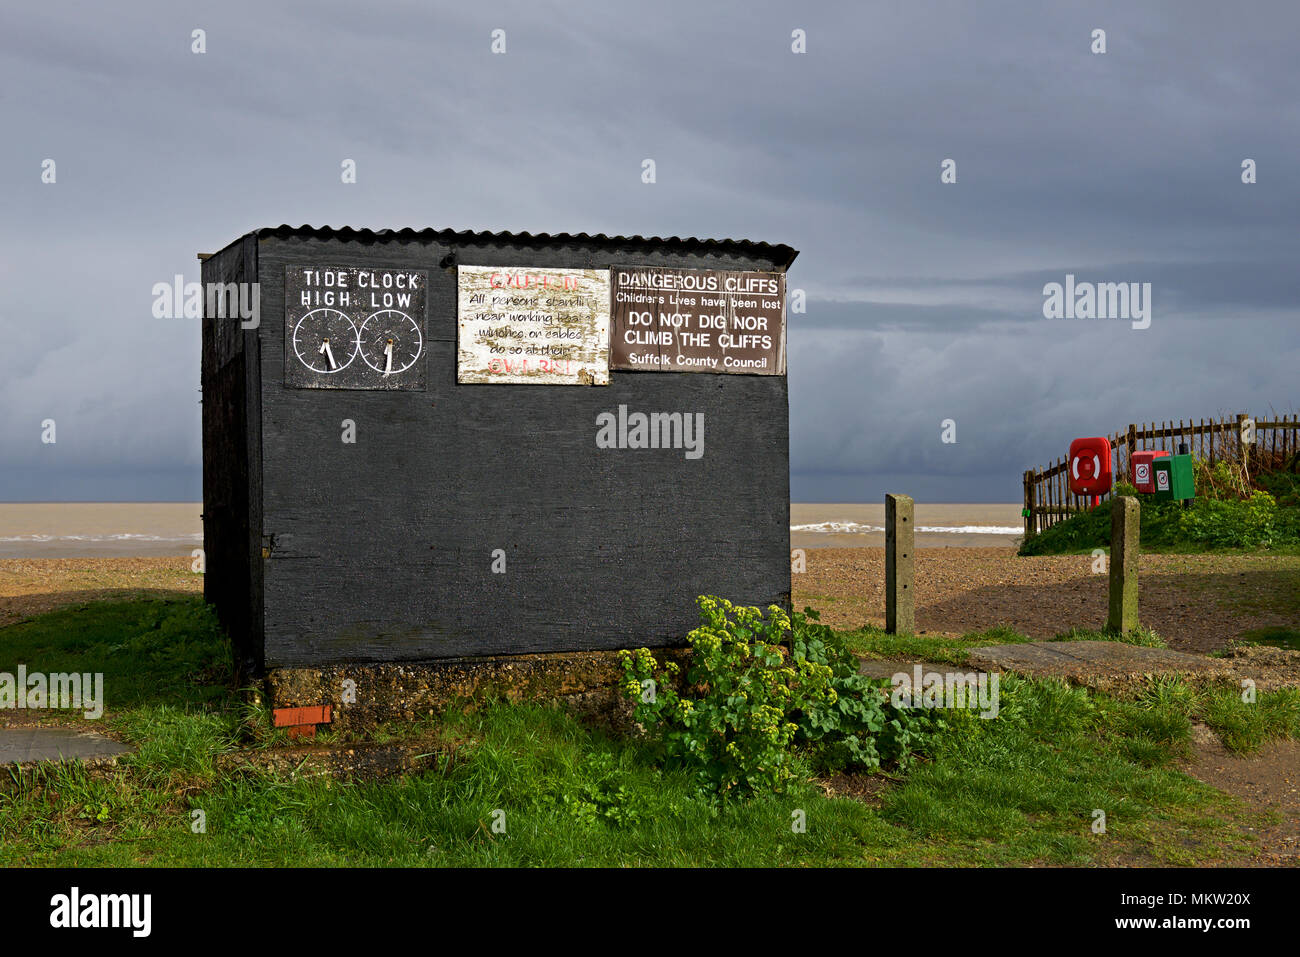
xmin=0 ymin=599 xmax=231 ymax=712
xmin=1051 ymin=626 xmax=1167 ymax=648
xmin=1 ymin=598 xmax=1295 ymax=867
xmin=840 ymin=622 xmax=1167 ymax=663
xmin=1199 ymin=686 xmax=1300 ymax=752
xmin=839 ymin=624 xmax=1031 ymax=665
xmin=1236 ymin=626 xmax=1300 ymax=651
xmin=1020 ymin=482 xmax=1300 ymax=556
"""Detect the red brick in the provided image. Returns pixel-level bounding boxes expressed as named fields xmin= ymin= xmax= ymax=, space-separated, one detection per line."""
xmin=273 ymin=705 xmax=332 ymax=727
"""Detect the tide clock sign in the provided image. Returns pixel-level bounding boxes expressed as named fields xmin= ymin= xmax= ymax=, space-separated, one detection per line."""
xmin=284 ymin=266 xmax=428 ymax=390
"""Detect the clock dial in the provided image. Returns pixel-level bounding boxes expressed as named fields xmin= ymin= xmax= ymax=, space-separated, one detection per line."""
xmin=284 ymin=266 xmax=427 ymax=390
xmin=360 ymin=309 xmax=423 ymax=375
xmin=292 ymin=308 xmax=359 ymax=374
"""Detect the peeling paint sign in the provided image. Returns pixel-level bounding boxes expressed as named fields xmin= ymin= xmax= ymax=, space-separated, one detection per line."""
xmin=457 ymin=266 xmax=610 ymax=385
xmin=610 ymin=266 xmax=786 ymax=375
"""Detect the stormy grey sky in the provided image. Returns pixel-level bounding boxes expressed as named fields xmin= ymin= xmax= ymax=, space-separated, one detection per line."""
xmin=2 ymin=0 xmax=1297 ymax=503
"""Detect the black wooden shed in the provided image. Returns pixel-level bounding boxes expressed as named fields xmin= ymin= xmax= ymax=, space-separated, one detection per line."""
xmin=201 ymin=225 xmax=797 ymax=680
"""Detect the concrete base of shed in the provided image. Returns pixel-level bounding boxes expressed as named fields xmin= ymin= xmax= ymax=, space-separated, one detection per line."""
xmin=264 ymin=648 xmax=691 ymax=733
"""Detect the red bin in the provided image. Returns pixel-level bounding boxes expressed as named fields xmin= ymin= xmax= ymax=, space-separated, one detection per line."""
xmin=1130 ymin=449 xmax=1170 ymax=493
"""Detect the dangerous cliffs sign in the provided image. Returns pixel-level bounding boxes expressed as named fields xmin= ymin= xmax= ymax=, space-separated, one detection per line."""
xmin=609 ymin=266 xmax=786 ymax=375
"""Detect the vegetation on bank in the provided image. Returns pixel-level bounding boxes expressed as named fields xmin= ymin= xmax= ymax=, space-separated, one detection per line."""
xmin=1020 ymin=454 xmax=1300 ymax=555
xmin=620 ymin=601 xmax=935 ymax=798
xmin=1 ymin=597 xmax=1297 ymax=866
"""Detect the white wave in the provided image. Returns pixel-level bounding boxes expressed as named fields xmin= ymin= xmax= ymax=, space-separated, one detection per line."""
xmin=915 ymin=525 xmax=1023 ymax=535
xmin=0 ymin=533 xmax=203 ymax=543
xmin=790 ymin=522 xmax=883 ymax=534
xmin=791 ymin=523 xmax=1021 ymax=535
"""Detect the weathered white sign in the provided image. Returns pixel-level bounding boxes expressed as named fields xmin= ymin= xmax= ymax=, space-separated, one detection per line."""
xmin=457 ymin=266 xmax=610 ymax=385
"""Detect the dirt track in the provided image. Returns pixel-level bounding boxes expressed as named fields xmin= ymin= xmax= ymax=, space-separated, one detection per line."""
xmin=794 ymin=547 xmax=1300 ymax=653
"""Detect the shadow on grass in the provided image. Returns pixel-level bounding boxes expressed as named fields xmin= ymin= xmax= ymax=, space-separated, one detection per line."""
xmin=0 ymin=597 xmax=232 ymax=711
xmin=0 ymin=584 xmax=202 ymax=628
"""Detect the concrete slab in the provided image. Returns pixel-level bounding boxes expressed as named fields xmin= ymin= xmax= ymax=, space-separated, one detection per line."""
xmin=858 ymin=659 xmax=984 ymax=680
xmin=967 ymin=640 xmax=1236 ymax=692
xmin=0 ymin=728 xmax=133 ymax=765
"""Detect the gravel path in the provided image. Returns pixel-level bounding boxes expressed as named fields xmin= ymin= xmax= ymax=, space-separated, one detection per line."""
xmin=0 ymin=557 xmax=200 ymax=627
xmin=793 ymin=547 xmax=1300 ymax=653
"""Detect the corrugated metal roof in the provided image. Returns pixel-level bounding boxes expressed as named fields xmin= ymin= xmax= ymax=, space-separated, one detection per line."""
xmin=253 ymin=224 xmax=798 ymax=267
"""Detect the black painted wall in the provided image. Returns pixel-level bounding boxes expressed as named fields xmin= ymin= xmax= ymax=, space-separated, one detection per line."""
xmin=206 ymin=229 xmax=794 ymax=669
xmin=200 ymin=234 xmax=263 ymax=679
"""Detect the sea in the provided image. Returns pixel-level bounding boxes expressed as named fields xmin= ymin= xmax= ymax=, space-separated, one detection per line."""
xmin=790 ymin=503 xmax=1023 ymax=549
xmin=0 ymin=503 xmax=204 ymax=558
xmin=0 ymin=502 xmax=1024 ymax=558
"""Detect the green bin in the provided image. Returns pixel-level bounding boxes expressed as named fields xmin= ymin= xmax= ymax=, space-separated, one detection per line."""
xmin=1153 ymin=454 xmax=1195 ymax=502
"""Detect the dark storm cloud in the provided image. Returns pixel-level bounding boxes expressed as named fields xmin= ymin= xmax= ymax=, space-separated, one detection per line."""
xmin=799 ymin=257 xmax=1300 ymax=332
xmin=1 ymin=0 xmax=1296 ymax=502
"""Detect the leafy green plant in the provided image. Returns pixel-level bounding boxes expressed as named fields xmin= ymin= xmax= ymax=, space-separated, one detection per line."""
xmin=560 ymin=752 xmax=643 ymax=828
xmin=787 ymin=607 xmax=925 ymax=771
xmin=1021 ymin=483 xmax=1298 ymax=554
xmin=1258 ymin=468 xmax=1300 ymax=508
xmin=619 ymin=597 xmax=924 ymax=799
xmin=76 ymin=802 xmax=112 ymax=824
xmin=1173 ymin=490 xmax=1277 ymax=549
xmin=1196 ymin=458 xmax=1252 ymax=501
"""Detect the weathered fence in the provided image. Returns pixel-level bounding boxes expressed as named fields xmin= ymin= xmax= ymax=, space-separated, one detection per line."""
xmin=1022 ymin=412 xmax=1300 ymax=540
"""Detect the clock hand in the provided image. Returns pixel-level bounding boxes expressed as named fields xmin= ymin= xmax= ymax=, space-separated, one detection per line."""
xmin=383 ymin=338 xmax=394 ymax=374
xmin=319 ymin=338 xmax=338 ymax=371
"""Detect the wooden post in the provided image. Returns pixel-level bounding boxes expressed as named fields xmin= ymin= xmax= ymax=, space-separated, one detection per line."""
xmin=1034 ymin=470 xmax=1043 ymax=534
xmin=1237 ymin=412 xmax=1249 ymax=474
xmin=1023 ymin=470 xmax=1035 ymax=541
xmin=1106 ymin=495 xmax=1140 ymax=634
xmin=1126 ymin=424 xmax=1137 ymax=480
xmin=1047 ymin=462 xmax=1055 ymax=530
xmin=885 ymin=494 xmax=915 ymax=635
